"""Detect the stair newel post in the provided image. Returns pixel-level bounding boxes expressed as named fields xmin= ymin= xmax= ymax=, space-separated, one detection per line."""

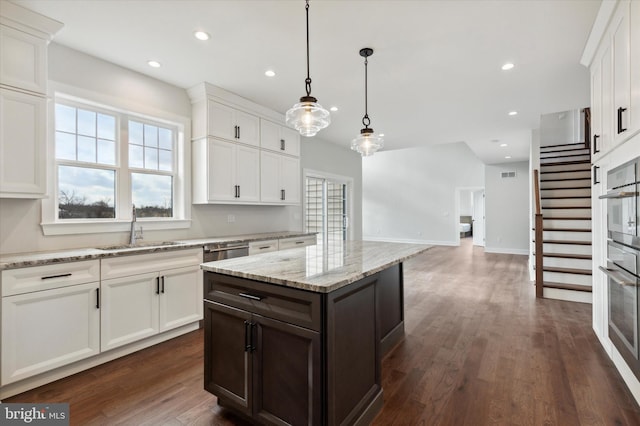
xmin=534 ymin=169 xmax=543 ymax=298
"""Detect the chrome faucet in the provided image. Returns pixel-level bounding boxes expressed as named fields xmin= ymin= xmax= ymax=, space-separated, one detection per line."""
xmin=129 ymin=204 xmax=142 ymax=245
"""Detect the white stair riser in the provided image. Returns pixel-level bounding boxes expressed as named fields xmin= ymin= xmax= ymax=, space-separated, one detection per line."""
xmin=540 ymin=149 xmax=590 ymax=158
xmin=541 ymin=198 xmax=591 ymax=208
xmin=543 ymin=271 xmax=592 ymax=286
xmin=540 ymin=163 xmax=591 ymax=173
xmin=540 ymin=170 xmax=591 ymax=180
xmin=543 ymin=288 xmax=592 ymax=304
xmin=540 ymin=144 xmax=587 ymax=152
xmin=543 ymin=230 xmax=591 ymax=241
xmin=540 ymin=155 xmax=591 ymax=165
xmin=543 ymin=219 xmax=592 ymax=229
xmin=543 ymin=243 xmax=592 ymax=255
xmin=543 ymin=257 xmax=592 ymax=269
xmin=541 ymin=188 xmax=591 ymax=198
xmin=542 ymin=208 xmax=591 ymax=218
xmin=540 ymin=179 xmax=591 ymax=189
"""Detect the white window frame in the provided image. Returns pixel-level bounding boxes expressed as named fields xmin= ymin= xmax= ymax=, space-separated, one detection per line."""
xmin=41 ymin=84 xmax=191 ymax=235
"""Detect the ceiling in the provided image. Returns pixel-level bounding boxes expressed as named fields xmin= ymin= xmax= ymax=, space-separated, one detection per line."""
xmin=14 ymin=0 xmax=601 ymax=164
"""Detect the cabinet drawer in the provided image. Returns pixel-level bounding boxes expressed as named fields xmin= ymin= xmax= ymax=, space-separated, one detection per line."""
xmin=248 ymin=239 xmax=279 ymax=255
xmin=204 ymin=273 xmax=321 ymax=331
xmin=278 ymin=235 xmax=316 ymax=251
xmin=101 ymin=248 xmax=203 ymax=280
xmin=1 ymin=260 xmax=100 ymax=296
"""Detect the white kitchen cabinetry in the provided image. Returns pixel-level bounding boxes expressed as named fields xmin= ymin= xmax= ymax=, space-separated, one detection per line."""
xmin=248 ymin=239 xmax=279 ymax=255
xmin=260 ymin=119 xmax=300 ymax=157
xmin=206 ymin=100 xmax=260 ymax=147
xmin=192 ymin=138 xmax=260 ymax=204
xmin=1 ymin=260 xmax=100 ymax=385
xmin=260 ymin=151 xmax=300 ymax=205
xmin=278 ymin=235 xmax=317 ymax=250
xmin=0 ymin=3 xmax=62 ymax=198
xmin=100 ymin=248 xmax=203 ymax=351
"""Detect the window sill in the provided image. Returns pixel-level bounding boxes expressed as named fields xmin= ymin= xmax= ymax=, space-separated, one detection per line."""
xmin=41 ymin=219 xmax=191 ymax=236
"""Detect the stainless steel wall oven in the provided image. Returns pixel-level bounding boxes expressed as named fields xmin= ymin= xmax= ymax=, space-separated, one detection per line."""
xmin=600 ymin=156 xmax=640 ymax=379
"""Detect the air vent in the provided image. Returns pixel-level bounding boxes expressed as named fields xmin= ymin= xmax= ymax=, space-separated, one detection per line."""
xmin=501 ymin=171 xmax=516 ymax=178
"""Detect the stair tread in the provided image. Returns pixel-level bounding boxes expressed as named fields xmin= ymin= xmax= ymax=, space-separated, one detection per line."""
xmin=542 ymin=239 xmax=592 ymax=245
xmin=541 ymin=196 xmax=591 ymax=199
xmin=543 ymin=281 xmax=592 ymax=292
xmin=543 ymin=266 xmax=592 ymax=275
xmin=540 ymin=177 xmax=591 ymax=182
xmin=543 ymin=217 xmax=591 ymax=220
xmin=540 ymin=168 xmax=591 ymax=174
xmin=540 ymin=160 xmax=592 ymax=166
xmin=542 ymin=206 xmax=592 ymax=209
xmin=543 ymin=228 xmax=591 ymax=232
xmin=540 ymin=186 xmax=591 ymax=190
xmin=540 ymin=148 xmax=590 ymax=155
xmin=540 ymin=142 xmax=588 ymax=149
xmin=543 ymin=253 xmax=592 ymax=260
xmin=540 ymin=153 xmax=591 ymax=159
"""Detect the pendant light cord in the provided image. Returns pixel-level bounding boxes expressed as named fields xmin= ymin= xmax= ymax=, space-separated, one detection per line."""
xmin=362 ymin=55 xmax=370 ymax=128
xmin=305 ymin=0 xmax=312 ymax=97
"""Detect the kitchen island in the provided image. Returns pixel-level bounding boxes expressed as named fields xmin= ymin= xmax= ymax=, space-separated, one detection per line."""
xmin=201 ymin=240 xmax=430 ymax=425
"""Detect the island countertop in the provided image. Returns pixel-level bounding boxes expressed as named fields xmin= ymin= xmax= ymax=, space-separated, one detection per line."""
xmin=200 ymin=240 xmax=432 ymax=293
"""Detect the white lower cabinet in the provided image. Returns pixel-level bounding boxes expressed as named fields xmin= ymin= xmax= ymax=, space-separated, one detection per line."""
xmin=100 ymin=248 xmax=203 ymax=351
xmin=1 ymin=261 xmax=101 ymax=386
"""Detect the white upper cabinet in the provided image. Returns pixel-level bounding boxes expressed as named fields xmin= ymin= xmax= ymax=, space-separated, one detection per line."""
xmin=260 ymin=150 xmax=300 ymax=205
xmin=207 ymin=100 xmax=260 ymax=147
xmin=611 ymin=2 xmax=631 ymax=144
xmin=629 ymin=0 xmax=640 ymax=136
xmin=261 ymin=119 xmax=300 ymax=157
xmin=0 ymin=2 xmax=62 ymax=199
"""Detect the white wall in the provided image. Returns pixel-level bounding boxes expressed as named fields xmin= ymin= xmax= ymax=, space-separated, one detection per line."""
xmin=0 ymin=44 xmax=361 ymax=255
xmin=362 ymin=142 xmax=485 ymax=245
xmin=459 ymin=190 xmax=473 ymax=216
xmin=484 ymin=161 xmax=530 ymax=254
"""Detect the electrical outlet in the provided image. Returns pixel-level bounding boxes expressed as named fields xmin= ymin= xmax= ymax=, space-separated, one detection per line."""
xmin=227 ymin=214 xmax=235 ymax=223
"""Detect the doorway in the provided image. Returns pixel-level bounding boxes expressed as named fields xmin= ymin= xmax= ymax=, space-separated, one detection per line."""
xmin=455 ymin=187 xmax=485 ymax=247
xmin=304 ymin=170 xmax=353 ymax=247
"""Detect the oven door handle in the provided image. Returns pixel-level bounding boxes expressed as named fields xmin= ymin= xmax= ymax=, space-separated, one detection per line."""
xmin=599 ymin=191 xmax=639 ymax=199
xmin=599 ymin=266 xmax=638 ymax=286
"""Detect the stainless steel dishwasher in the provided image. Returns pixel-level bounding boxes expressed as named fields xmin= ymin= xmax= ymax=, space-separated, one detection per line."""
xmin=203 ymin=242 xmax=250 ymax=262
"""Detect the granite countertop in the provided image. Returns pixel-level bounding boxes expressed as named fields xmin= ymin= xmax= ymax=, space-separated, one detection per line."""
xmin=0 ymin=231 xmax=314 ymax=271
xmin=201 ymin=240 xmax=432 ymax=293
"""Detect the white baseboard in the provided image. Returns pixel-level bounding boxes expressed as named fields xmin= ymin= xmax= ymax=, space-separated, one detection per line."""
xmin=484 ymin=247 xmax=529 ymax=255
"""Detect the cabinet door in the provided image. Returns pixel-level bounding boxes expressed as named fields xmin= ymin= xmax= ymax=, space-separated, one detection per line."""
xmin=1 ymin=282 xmax=100 ymax=385
xmin=601 ymin=43 xmax=613 ymax=156
xmin=0 ymin=25 xmax=47 ymax=94
xmin=204 ymin=301 xmax=253 ymax=417
xmin=630 ymin=0 xmax=640 ymax=136
xmin=280 ymin=126 xmax=300 ymax=157
xmin=207 ymin=138 xmax=236 ymax=201
xmin=612 ymin=2 xmax=630 ymax=145
xmin=159 ymin=265 xmax=202 ymax=332
xmin=235 ymin=110 xmax=260 ymax=147
xmin=260 ymin=150 xmax=281 ymax=203
xmin=207 ymin=100 xmax=235 ymax=140
xmin=260 ymin=119 xmax=282 ymax=152
xmin=0 ymin=88 xmax=46 ymax=198
xmin=100 ymin=272 xmax=159 ymax=351
xmin=235 ymin=144 xmax=260 ymax=202
xmin=280 ymin=156 xmax=300 ymax=204
xmin=591 ymin=60 xmax=603 ymax=160
xmin=253 ymin=314 xmax=321 ymax=426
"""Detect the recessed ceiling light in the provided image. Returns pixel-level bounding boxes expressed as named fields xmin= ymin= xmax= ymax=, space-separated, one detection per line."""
xmin=265 ymin=70 xmax=276 ymax=77
xmin=379 ymin=133 xmax=385 ymax=137
xmin=508 ymin=111 xmax=518 ymax=116
xmin=500 ymin=143 xmax=508 ymax=147
xmin=330 ymin=106 xmax=338 ymax=112
xmin=194 ymin=31 xmax=210 ymax=41
xmin=147 ymin=60 xmax=161 ymax=68
xmin=502 ymin=63 xmax=514 ymax=71
xmin=505 ymin=155 xmax=512 ymax=159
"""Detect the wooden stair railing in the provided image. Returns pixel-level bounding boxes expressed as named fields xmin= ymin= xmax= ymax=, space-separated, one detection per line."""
xmin=534 ymin=168 xmax=543 ymax=298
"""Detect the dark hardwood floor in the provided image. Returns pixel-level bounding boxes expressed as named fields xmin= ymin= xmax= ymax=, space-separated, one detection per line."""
xmin=6 ymin=239 xmax=640 ymax=425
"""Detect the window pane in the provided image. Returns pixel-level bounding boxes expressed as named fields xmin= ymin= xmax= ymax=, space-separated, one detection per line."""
xmin=144 ymin=147 xmax=158 ymax=169
xmin=56 ymin=131 xmax=76 ymax=161
xmin=97 ymin=139 xmax=116 ymax=165
xmin=77 ymin=109 xmax=96 ymax=137
xmin=131 ymin=173 xmax=172 ymax=218
xmin=77 ymin=136 xmax=96 ymax=162
xmin=58 ymin=166 xmax=115 ymax=219
xmin=97 ymin=114 xmax=116 ymax=140
xmin=158 ymin=149 xmax=172 ymax=172
xmin=129 ymin=144 xmax=144 ymax=168
xmin=158 ymin=127 xmax=172 ymax=150
xmin=55 ymin=104 xmax=76 ymax=133
xmin=144 ymin=125 xmax=158 ymax=147
xmin=129 ymin=121 xmax=144 ymax=145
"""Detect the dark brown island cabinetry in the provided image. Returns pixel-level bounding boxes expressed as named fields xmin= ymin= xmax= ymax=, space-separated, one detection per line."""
xmin=203 ymin=263 xmax=404 ymax=426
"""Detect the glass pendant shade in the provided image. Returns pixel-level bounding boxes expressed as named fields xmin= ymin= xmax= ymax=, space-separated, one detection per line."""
xmin=351 ymin=128 xmax=384 ymax=157
xmin=286 ymin=96 xmax=330 ymax=137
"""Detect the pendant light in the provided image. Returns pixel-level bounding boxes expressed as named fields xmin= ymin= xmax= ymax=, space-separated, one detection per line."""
xmin=351 ymin=48 xmax=383 ymax=156
xmin=286 ymin=0 xmax=330 ymax=137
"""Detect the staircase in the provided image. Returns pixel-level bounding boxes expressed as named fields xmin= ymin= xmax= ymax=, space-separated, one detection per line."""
xmin=536 ymin=142 xmax=592 ymax=303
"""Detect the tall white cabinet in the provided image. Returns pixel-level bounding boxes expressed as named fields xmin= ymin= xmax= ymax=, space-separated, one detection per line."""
xmin=188 ymin=82 xmax=301 ymax=205
xmin=0 ymin=3 xmax=62 ymax=198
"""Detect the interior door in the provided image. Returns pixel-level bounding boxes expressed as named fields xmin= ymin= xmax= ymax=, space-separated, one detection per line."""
xmin=472 ymin=190 xmax=485 ymax=247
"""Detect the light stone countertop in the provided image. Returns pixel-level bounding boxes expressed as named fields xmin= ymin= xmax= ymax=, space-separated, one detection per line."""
xmin=0 ymin=231 xmax=314 ymax=271
xmin=201 ymin=240 xmax=432 ymax=293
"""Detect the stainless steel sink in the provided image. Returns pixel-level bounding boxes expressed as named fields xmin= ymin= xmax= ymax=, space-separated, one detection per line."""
xmin=97 ymin=241 xmax=180 ymax=250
